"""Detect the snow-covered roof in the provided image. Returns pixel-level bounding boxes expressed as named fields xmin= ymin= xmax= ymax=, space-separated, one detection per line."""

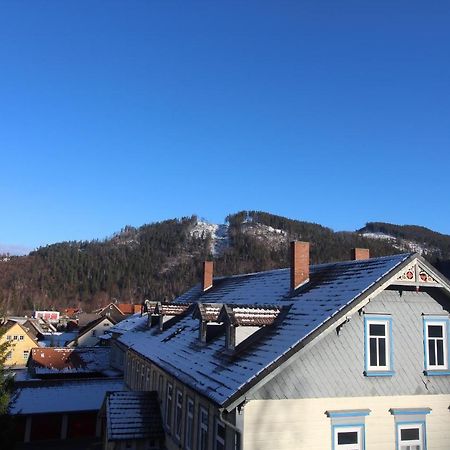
xmin=119 ymin=253 xmax=412 ymax=408
xmin=30 ymin=347 xmax=112 ymax=375
xmin=108 ymin=313 xmax=148 ymax=335
xmin=105 ymin=391 xmax=164 ymax=441
xmin=9 ymin=379 xmax=124 ymax=415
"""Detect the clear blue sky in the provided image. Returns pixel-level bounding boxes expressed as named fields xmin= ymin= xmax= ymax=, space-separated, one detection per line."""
xmin=1 ymin=1 xmax=449 ymax=253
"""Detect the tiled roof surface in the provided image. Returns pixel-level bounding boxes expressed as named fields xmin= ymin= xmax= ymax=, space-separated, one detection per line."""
xmin=106 ymin=391 xmax=164 ymax=441
xmin=157 ymin=303 xmax=192 ymax=316
xmin=225 ymin=305 xmax=282 ymax=326
xmin=108 ymin=313 xmax=148 ymax=335
xmin=195 ymin=303 xmax=223 ymax=322
xmin=9 ymin=379 xmax=124 ymax=415
xmin=120 ymin=254 xmax=412 ymax=407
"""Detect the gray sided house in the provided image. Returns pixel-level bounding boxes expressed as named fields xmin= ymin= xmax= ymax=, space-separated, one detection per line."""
xmin=113 ymin=243 xmax=450 ymax=450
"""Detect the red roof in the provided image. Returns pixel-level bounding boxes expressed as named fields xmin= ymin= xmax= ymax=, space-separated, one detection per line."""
xmin=116 ymin=303 xmax=135 ymax=315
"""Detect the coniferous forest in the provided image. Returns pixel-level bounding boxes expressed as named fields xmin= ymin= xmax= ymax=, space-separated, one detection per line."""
xmin=1 ymin=211 xmax=449 ymax=314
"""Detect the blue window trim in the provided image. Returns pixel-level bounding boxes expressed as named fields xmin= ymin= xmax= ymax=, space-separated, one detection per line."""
xmin=332 ymin=423 xmax=365 ymax=450
xmin=326 ymin=410 xmax=371 ymax=418
xmin=390 ymin=408 xmax=431 ymax=416
xmin=395 ymin=420 xmax=427 ymax=450
xmin=364 ymin=314 xmax=394 ymax=377
xmin=422 ymin=316 xmax=450 ymax=375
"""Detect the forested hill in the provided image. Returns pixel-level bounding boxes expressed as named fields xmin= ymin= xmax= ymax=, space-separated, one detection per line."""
xmin=1 ymin=212 xmax=450 ymax=314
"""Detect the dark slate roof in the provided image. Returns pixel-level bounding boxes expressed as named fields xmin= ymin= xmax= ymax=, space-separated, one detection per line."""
xmin=106 ymin=391 xmax=164 ymax=441
xmin=119 ymin=253 xmax=412 ymax=408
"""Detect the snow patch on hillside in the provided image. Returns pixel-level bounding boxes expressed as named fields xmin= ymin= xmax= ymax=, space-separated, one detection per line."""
xmin=190 ymin=221 xmax=230 ymax=256
xmin=242 ymin=222 xmax=288 ymax=248
xmin=361 ymin=232 xmax=436 ymax=256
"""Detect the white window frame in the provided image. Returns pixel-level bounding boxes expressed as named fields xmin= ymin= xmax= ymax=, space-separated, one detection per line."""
xmin=333 ymin=425 xmax=363 ymax=450
xmin=364 ymin=315 xmax=393 ymax=375
xmin=185 ymin=397 xmax=194 ymax=450
xmin=214 ymin=419 xmax=226 ymax=450
xmin=424 ymin=318 xmax=448 ymax=372
xmin=175 ymin=389 xmax=183 ymax=440
xmin=198 ymin=406 xmax=209 ymax=450
xmin=397 ymin=422 xmax=424 ymax=450
xmin=165 ymin=382 xmax=173 ymax=429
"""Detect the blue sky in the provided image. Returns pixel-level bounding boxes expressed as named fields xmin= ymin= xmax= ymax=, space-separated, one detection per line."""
xmin=1 ymin=1 xmax=449 ymax=253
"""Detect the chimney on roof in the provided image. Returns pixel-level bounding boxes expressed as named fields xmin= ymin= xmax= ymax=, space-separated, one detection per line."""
xmin=351 ymin=248 xmax=370 ymax=261
xmin=291 ymin=241 xmax=310 ymax=291
xmin=202 ymin=261 xmax=214 ymax=292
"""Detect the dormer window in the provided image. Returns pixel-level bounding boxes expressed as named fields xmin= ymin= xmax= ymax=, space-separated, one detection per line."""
xmin=219 ymin=304 xmax=285 ymax=352
xmin=155 ymin=303 xmax=192 ymax=332
xmin=193 ymin=303 xmax=224 ymax=344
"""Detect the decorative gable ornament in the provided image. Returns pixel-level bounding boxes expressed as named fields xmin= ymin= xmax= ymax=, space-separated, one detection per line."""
xmin=395 ymin=261 xmax=439 ymax=285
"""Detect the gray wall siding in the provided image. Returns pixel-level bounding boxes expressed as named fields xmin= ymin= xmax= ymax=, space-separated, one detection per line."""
xmin=252 ymin=288 xmax=450 ymax=400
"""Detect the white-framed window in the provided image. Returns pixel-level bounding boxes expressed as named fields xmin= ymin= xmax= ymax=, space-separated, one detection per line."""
xmin=6 ymin=335 xmax=11 ymax=341
xmin=334 ymin=426 xmax=363 ymax=450
xmin=397 ymin=423 xmax=424 ymax=450
xmin=13 ymin=335 xmax=18 ymax=340
xmin=165 ymin=382 xmax=173 ymax=429
xmin=214 ymin=419 xmax=226 ymax=450
xmin=423 ymin=317 xmax=448 ymax=373
xmin=390 ymin=407 xmax=430 ymax=450
xmin=23 ymin=350 xmax=29 ymax=361
xmin=364 ymin=315 xmax=393 ymax=375
xmin=19 ymin=335 xmax=24 ymax=341
xmin=185 ymin=397 xmax=194 ymax=450
xmin=175 ymin=389 xmax=183 ymax=440
xmin=326 ymin=409 xmax=369 ymax=450
xmin=198 ymin=406 xmax=209 ymax=450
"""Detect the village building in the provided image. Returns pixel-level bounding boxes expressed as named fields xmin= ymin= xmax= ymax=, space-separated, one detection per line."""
xmin=67 ymin=315 xmax=116 ymax=347
xmin=0 ymin=320 xmax=40 ymax=368
xmin=110 ymin=243 xmax=450 ymax=450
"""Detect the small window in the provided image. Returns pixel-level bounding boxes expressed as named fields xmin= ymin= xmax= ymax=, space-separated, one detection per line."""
xmin=364 ymin=316 xmax=393 ymax=376
xmin=215 ymin=419 xmax=226 ymax=450
xmin=175 ymin=389 xmax=183 ymax=440
xmin=6 ymin=351 xmax=12 ymax=360
xmin=185 ymin=397 xmax=194 ymax=450
xmin=199 ymin=407 xmax=209 ymax=450
xmin=424 ymin=318 xmax=449 ymax=373
xmin=398 ymin=423 xmax=424 ymax=450
xmin=165 ymin=382 xmax=173 ymax=429
xmin=23 ymin=350 xmax=29 ymax=361
xmin=19 ymin=335 xmax=24 ymax=341
xmin=6 ymin=335 xmax=11 ymax=341
xmin=334 ymin=426 xmax=363 ymax=450
xmin=13 ymin=335 xmax=18 ymax=340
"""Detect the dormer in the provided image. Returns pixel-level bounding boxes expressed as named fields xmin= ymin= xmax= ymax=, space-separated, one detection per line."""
xmin=193 ymin=303 xmax=224 ymax=344
xmin=143 ymin=300 xmax=159 ymax=328
xmin=155 ymin=302 xmax=192 ymax=331
xmin=218 ymin=304 xmax=286 ymax=352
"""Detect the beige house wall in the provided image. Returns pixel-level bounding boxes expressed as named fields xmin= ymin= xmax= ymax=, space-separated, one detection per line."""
xmin=243 ymin=394 xmax=450 ymax=450
xmin=1 ymin=323 xmax=39 ymax=367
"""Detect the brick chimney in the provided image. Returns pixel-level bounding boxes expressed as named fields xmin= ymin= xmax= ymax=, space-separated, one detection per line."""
xmin=291 ymin=241 xmax=310 ymax=291
xmin=202 ymin=261 xmax=214 ymax=292
xmin=351 ymin=248 xmax=370 ymax=260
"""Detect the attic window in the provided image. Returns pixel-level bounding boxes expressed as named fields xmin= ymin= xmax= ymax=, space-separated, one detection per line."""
xmin=193 ymin=303 xmax=224 ymax=344
xmin=218 ymin=304 xmax=286 ymax=351
xmin=155 ymin=302 xmax=193 ymax=332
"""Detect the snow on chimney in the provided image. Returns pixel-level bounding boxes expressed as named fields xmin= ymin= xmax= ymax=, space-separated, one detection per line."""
xmin=202 ymin=261 xmax=214 ymax=292
xmin=291 ymin=241 xmax=310 ymax=291
xmin=351 ymin=248 xmax=370 ymax=261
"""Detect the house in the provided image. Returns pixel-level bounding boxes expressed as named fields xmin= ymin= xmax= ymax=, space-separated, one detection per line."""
xmin=0 ymin=320 xmax=40 ymax=368
xmin=67 ymin=316 xmax=116 ymax=347
xmin=9 ymin=347 xmax=124 ymax=445
xmin=113 ymin=243 xmax=450 ymax=450
xmin=94 ymin=302 xmax=142 ymax=323
xmin=9 ymin=378 xmax=124 ymax=444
